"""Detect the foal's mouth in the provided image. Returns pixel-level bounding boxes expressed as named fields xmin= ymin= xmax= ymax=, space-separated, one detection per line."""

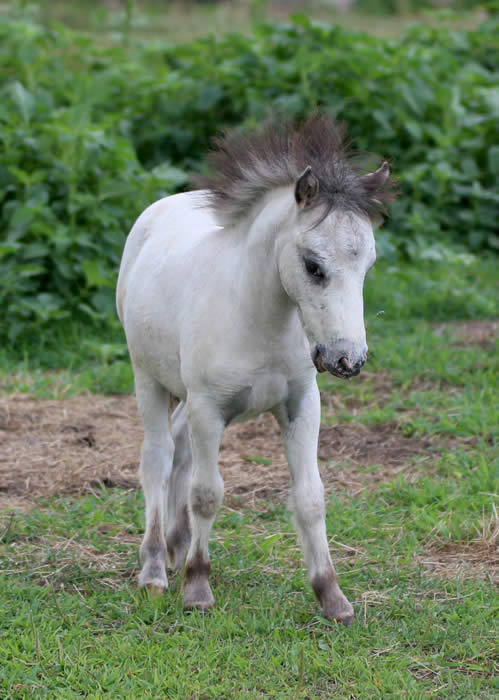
xmin=312 ymin=347 xmax=364 ymax=379
xmin=328 ymin=366 xmax=361 ymax=380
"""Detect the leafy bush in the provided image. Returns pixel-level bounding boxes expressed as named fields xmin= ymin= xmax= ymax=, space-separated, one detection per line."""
xmin=355 ymin=0 xmax=482 ymax=13
xmin=0 ymin=9 xmax=497 ymax=339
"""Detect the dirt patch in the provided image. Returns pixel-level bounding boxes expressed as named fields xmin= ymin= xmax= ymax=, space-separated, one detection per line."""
xmin=222 ymin=415 xmax=435 ymax=505
xmin=0 ymin=393 xmax=438 ymax=510
xmin=432 ymin=320 xmax=498 ymax=348
xmin=0 ymin=394 xmax=142 ymax=507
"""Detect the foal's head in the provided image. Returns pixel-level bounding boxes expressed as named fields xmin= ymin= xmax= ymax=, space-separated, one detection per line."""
xmin=199 ymin=113 xmax=396 ymax=378
xmin=278 ymin=161 xmax=390 ymax=378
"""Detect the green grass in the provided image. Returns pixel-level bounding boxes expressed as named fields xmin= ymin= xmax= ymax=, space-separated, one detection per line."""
xmin=1 ymin=254 xmax=497 ymax=697
xmin=1 ymin=473 xmax=497 ymax=697
xmin=319 ymin=319 xmax=498 ymax=441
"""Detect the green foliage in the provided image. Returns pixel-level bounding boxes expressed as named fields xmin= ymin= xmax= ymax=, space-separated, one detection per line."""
xmin=0 ymin=10 xmax=497 ymax=339
xmin=355 ymin=0 xmax=482 ymax=13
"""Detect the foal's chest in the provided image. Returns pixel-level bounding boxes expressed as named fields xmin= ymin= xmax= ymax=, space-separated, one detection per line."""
xmin=220 ymin=371 xmax=289 ymax=426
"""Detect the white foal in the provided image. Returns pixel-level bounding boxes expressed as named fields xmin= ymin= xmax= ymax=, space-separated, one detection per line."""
xmin=116 ymin=114 xmax=394 ymax=624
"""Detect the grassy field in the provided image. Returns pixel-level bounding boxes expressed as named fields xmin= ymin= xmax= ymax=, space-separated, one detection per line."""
xmin=0 ymin=254 xmax=497 ymax=697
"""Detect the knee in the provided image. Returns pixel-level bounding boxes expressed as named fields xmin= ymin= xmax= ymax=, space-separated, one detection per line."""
xmin=190 ymin=479 xmax=223 ymax=520
xmin=291 ymin=481 xmax=325 ymax=527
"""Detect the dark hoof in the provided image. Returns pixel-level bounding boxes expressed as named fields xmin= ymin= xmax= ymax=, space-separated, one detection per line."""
xmin=322 ymin=596 xmax=355 ymax=625
xmin=338 ymin=612 xmax=354 ymax=627
xmin=183 ymin=578 xmax=214 ymax=611
xmin=312 ymin=570 xmax=354 ymax=626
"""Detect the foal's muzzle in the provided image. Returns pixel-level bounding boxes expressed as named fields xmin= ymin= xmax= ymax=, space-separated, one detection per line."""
xmin=312 ymin=344 xmax=367 ymax=379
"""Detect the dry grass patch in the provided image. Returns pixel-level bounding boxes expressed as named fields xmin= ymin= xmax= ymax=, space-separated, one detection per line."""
xmin=417 ymin=506 xmax=499 ymax=584
xmin=1 ymin=531 xmax=140 ymax=590
xmin=418 ymin=541 xmax=498 ymax=584
xmin=1 ymin=393 xmax=439 ymax=510
xmin=223 ymin=415 xmax=436 ymax=504
xmin=0 ymin=394 xmax=142 ymax=509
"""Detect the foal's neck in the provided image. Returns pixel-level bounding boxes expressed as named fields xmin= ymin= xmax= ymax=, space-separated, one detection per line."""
xmin=233 ymin=188 xmax=296 ymax=328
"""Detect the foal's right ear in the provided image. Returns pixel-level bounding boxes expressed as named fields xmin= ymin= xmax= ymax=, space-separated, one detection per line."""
xmin=295 ymin=166 xmax=319 ymax=209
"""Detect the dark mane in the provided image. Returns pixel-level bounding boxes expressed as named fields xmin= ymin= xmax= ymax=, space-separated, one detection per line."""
xmin=195 ymin=113 xmax=396 ymax=226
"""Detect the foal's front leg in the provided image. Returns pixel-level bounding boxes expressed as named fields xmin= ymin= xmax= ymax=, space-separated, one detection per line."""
xmin=276 ymin=380 xmax=354 ymax=625
xmin=183 ymin=393 xmax=225 ymax=610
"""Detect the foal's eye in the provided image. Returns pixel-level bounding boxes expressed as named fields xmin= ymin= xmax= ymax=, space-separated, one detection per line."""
xmin=304 ymin=258 xmax=325 ymax=280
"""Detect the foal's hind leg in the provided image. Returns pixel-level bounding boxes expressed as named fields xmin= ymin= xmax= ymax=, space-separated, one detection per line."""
xmin=166 ymin=402 xmax=192 ymax=571
xmin=134 ymin=369 xmax=174 ymax=594
xmin=275 ymin=380 xmax=354 ymax=625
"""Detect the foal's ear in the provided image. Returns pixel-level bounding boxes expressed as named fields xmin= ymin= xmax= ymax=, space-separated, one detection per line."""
xmin=358 ymin=161 xmax=393 ymax=226
xmin=358 ymin=161 xmax=390 ymax=190
xmin=295 ymin=166 xmax=319 ymax=209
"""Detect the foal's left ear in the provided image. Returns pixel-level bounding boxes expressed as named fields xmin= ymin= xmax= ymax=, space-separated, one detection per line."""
xmin=295 ymin=166 xmax=319 ymax=209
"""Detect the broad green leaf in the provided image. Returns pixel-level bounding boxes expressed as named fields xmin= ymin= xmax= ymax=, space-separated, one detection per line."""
xmin=9 ymin=81 xmax=35 ymax=123
xmin=82 ymin=260 xmax=113 ymax=288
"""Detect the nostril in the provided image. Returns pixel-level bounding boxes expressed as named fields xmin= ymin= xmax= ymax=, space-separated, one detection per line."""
xmin=339 ymin=356 xmax=353 ymax=372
